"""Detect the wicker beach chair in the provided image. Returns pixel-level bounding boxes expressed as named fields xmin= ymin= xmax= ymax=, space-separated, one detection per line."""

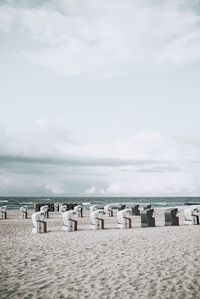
xmin=90 ymin=210 xmax=105 ymax=230
xmin=74 ymin=205 xmax=83 ymax=218
xmin=141 ymin=209 xmax=155 ymax=227
xmin=32 ymin=210 xmax=47 ymax=233
xmin=0 ymin=206 xmax=7 ymax=219
xmin=131 ymin=204 xmax=140 ymax=215
xmin=118 ymin=204 xmax=126 ymax=211
xmin=62 ymin=210 xmax=78 ymax=232
xmin=143 ymin=204 xmax=152 ymax=210
xmin=184 ymin=206 xmax=200 ymax=225
xmin=117 ymin=209 xmax=132 ymax=228
xmin=104 ymin=204 xmax=114 ymax=217
xmin=54 ymin=203 xmax=59 ymax=212
xmin=165 ymin=208 xmax=179 ymax=226
xmin=20 ymin=206 xmax=28 ymax=219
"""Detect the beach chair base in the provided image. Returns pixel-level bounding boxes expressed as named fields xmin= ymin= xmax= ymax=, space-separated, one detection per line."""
xmin=62 ymin=220 xmax=77 ymax=232
xmin=108 ymin=210 xmax=114 ymax=217
xmin=20 ymin=211 xmax=28 ymax=219
xmin=75 ymin=211 xmax=83 ymax=218
xmin=1 ymin=212 xmax=7 ymax=219
xmin=117 ymin=217 xmax=132 ymax=229
xmin=32 ymin=221 xmax=47 ymax=233
xmin=141 ymin=219 xmax=155 ymax=228
xmin=185 ymin=216 xmax=199 ymax=225
xmin=90 ymin=219 xmax=104 ymax=230
xmin=165 ymin=218 xmax=179 ymax=226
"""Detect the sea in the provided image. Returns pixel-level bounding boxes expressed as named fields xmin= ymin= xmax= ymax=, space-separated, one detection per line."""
xmin=0 ymin=196 xmax=200 ymax=210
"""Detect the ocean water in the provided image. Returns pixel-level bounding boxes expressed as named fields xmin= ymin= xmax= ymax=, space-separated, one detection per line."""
xmin=0 ymin=196 xmax=200 ymax=210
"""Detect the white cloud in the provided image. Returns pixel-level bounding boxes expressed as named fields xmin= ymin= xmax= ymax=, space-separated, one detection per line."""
xmin=1 ymin=0 xmax=200 ymax=76
xmin=45 ymin=183 xmax=65 ymax=195
xmin=84 ymin=186 xmax=96 ymax=195
xmin=1 ymin=122 xmax=200 ymax=195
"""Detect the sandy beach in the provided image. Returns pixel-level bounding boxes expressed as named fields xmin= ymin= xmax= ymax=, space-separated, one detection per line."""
xmin=1 ymin=209 xmax=200 ymax=299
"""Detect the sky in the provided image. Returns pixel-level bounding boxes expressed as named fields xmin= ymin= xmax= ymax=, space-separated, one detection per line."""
xmin=1 ymin=0 xmax=200 ymax=196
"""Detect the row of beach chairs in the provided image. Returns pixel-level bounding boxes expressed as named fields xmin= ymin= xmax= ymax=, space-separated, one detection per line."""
xmin=30 ymin=204 xmax=200 ymax=233
xmin=1 ymin=204 xmax=200 ymax=233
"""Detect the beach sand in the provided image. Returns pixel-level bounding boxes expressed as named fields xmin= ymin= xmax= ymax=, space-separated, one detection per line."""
xmin=1 ymin=209 xmax=200 ymax=299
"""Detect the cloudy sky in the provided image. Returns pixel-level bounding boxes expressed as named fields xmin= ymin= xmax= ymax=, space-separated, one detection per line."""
xmin=1 ymin=0 xmax=200 ymax=196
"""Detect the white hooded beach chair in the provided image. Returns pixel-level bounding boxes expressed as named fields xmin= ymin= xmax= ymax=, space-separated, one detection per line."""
xmin=89 ymin=205 xmax=99 ymax=213
xmin=104 ymin=204 xmax=114 ymax=217
xmin=117 ymin=209 xmax=132 ymax=229
xmin=74 ymin=205 xmax=83 ymax=218
xmin=32 ymin=210 xmax=47 ymax=233
xmin=59 ymin=204 xmax=67 ymax=218
xmin=20 ymin=205 xmax=28 ymax=219
xmin=54 ymin=203 xmax=59 ymax=212
xmin=184 ymin=206 xmax=200 ymax=225
xmin=0 ymin=206 xmax=7 ymax=219
xmin=62 ymin=210 xmax=77 ymax=232
xmin=40 ymin=205 xmax=49 ymax=219
xmin=90 ymin=210 xmax=105 ymax=230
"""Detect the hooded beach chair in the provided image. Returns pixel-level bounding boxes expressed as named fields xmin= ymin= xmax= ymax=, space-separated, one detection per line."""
xmin=90 ymin=210 xmax=105 ymax=230
xmin=165 ymin=208 xmax=179 ymax=226
xmin=20 ymin=205 xmax=28 ymax=219
xmin=117 ymin=209 xmax=132 ymax=228
xmin=40 ymin=205 xmax=49 ymax=218
xmin=74 ymin=204 xmax=83 ymax=218
xmin=32 ymin=210 xmax=47 ymax=233
xmin=62 ymin=210 xmax=78 ymax=232
xmin=0 ymin=206 xmax=7 ymax=219
xmin=90 ymin=205 xmax=99 ymax=213
xmin=131 ymin=204 xmax=140 ymax=216
xmin=184 ymin=206 xmax=200 ymax=225
xmin=141 ymin=209 xmax=155 ymax=227
xmin=104 ymin=204 xmax=114 ymax=217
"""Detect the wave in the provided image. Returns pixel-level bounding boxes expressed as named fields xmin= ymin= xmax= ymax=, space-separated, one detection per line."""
xmin=0 ymin=200 xmax=8 ymax=203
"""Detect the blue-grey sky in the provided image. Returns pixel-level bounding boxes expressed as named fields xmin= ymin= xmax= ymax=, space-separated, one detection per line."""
xmin=1 ymin=0 xmax=200 ymax=196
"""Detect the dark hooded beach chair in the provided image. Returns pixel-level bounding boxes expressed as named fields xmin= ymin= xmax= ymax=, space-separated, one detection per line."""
xmin=131 ymin=204 xmax=140 ymax=215
xmin=118 ymin=204 xmax=126 ymax=211
xmin=165 ymin=208 xmax=179 ymax=226
xmin=68 ymin=203 xmax=74 ymax=210
xmin=34 ymin=203 xmax=40 ymax=212
xmin=143 ymin=204 xmax=152 ymax=210
xmin=141 ymin=209 xmax=155 ymax=227
xmin=47 ymin=204 xmax=54 ymax=212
